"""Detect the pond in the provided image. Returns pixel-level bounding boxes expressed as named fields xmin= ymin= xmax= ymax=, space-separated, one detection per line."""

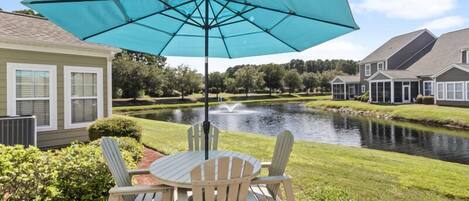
xmin=130 ymin=102 xmax=469 ymax=164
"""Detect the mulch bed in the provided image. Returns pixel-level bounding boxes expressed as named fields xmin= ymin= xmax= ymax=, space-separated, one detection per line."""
xmin=134 ymin=147 xmax=164 ymax=185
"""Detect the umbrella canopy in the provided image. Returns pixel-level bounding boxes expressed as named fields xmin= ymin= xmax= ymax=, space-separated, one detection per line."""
xmin=23 ymin=0 xmax=359 ymax=159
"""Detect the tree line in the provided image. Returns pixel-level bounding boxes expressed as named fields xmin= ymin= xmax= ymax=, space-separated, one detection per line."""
xmin=113 ymin=50 xmax=356 ymax=100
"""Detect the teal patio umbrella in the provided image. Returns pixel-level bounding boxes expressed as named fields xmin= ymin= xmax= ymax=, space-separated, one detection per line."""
xmin=23 ymin=0 xmax=359 ymax=159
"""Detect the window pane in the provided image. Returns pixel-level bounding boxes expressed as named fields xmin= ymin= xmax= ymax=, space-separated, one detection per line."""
xmin=455 ymin=83 xmax=463 ymax=100
xmin=437 ymin=83 xmax=444 ymax=99
xmin=16 ymin=100 xmax=50 ymax=126
xmin=16 ymin=70 xmax=49 ymax=98
xmin=72 ymin=72 xmax=97 ymax=97
xmin=446 ymin=83 xmax=454 ymax=99
xmin=71 ymin=99 xmax=97 ymax=123
xmin=467 ymin=83 xmax=469 ymax=100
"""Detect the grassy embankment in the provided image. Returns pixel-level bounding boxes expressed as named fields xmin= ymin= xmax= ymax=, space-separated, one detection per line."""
xmin=121 ymin=115 xmax=469 ymax=201
xmin=307 ymin=100 xmax=469 ymax=129
xmin=113 ymin=93 xmax=330 ymax=113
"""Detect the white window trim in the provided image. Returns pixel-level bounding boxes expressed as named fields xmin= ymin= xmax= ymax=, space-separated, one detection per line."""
xmin=64 ymin=66 xmax=104 ymax=129
xmin=439 ymin=81 xmax=465 ymax=101
xmin=466 ymin=81 xmax=469 ymax=101
xmin=377 ymin=62 xmax=384 ymax=71
xmin=436 ymin=82 xmax=445 ymax=100
xmin=365 ymin=64 xmax=371 ymax=76
xmin=423 ymin=81 xmax=434 ymax=96
xmin=6 ymin=63 xmax=57 ymax=132
xmin=361 ymin=85 xmax=366 ymax=93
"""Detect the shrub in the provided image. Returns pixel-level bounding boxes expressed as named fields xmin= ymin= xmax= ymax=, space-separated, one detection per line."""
xmin=416 ymin=95 xmax=423 ymax=104
xmin=0 ymin=145 xmax=59 ymax=201
xmin=0 ymin=137 xmax=143 ymax=201
xmin=89 ymin=137 xmax=144 ymax=162
xmin=422 ymin=96 xmax=434 ymax=105
xmin=88 ymin=117 xmax=142 ymax=142
xmin=360 ymin=91 xmax=369 ymax=102
xmin=298 ymin=185 xmax=353 ymax=201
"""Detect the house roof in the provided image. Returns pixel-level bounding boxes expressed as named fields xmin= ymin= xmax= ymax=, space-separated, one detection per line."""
xmin=408 ymin=28 xmax=469 ymax=77
xmin=432 ymin=64 xmax=469 ymax=78
xmin=359 ymin=29 xmax=428 ymax=64
xmin=0 ymin=11 xmax=118 ymax=53
xmin=331 ymin=75 xmax=360 ymax=83
xmin=367 ymin=70 xmax=419 ymax=81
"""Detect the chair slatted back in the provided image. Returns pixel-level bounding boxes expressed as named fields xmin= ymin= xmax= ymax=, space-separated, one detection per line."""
xmin=101 ymin=137 xmax=135 ymax=201
xmin=188 ymin=122 xmax=220 ymax=151
xmin=267 ymin=131 xmax=294 ymax=196
xmin=191 ymin=157 xmax=254 ymax=201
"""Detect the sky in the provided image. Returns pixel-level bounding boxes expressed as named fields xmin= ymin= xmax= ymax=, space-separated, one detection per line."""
xmin=1 ymin=0 xmax=469 ymax=72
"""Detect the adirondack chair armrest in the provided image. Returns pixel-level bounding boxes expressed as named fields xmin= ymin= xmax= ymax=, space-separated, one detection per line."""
xmin=109 ymin=185 xmax=173 ymax=196
xmin=128 ymin=168 xmax=150 ymax=176
xmin=251 ymin=175 xmax=291 ymax=185
xmin=261 ymin=161 xmax=272 ymax=168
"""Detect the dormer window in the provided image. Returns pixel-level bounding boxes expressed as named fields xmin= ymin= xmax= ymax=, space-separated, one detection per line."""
xmin=365 ymin=64 xmax=371 ymax=76
xmin=462 ymin=49 xmax=468 ymax=64
xmin=377 ymin=62 xmax=385 ymax=71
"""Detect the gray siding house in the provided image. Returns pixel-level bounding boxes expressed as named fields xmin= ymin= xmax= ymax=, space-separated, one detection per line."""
xmin=0 ymin=11 xmax=119 ymax=147
xmin=331 ymin=28 xmax=469 ymax=107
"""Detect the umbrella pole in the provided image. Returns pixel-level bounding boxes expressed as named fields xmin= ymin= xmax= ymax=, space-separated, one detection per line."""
xmin=203 ymin=0 xmax=210 ymax=160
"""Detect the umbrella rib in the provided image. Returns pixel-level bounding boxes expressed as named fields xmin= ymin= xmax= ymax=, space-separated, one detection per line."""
xmin=208 ymin=0 xmax=229 ymax=26
xmin=224 ymin=31 xmax=263 ymax=39
xmin=156 ymin=0 xmax=203 ymax=27
xmin=112 ymin=0 xmax=130 ymax=21
xmin=82 ymin=0 xmax=193 ymax=40
xmin=193 ymin=0 xmax=205 ymax=25
xmin=160 ymin=13 xmax=202 ymax=28
xmin=158 ymin=0 xmax=205 ymax=55
xmin=208 ymin=0 xmax=232 ymax=58
xmin=213 ymin=0 xmax=299 ymax=52
xmin=134 ymin=22 xmax=174 ymax=36
xmin=226 ymin=0 xmax=358 ymax=30
xmin=210 ymin=7 xmax=256 ymax=28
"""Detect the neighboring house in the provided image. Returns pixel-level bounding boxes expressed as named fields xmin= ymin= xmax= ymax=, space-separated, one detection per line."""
xmin=331 ymin=28 xmax=469 ymax=107
xmin=0 ymin=11 xmax=119 ymax=148
xmin=331 ymin=75 xmax=361 ymax=100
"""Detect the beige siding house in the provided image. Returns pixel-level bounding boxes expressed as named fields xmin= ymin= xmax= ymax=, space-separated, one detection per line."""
xmin=0 ymin=11 xmax=119 ymax=148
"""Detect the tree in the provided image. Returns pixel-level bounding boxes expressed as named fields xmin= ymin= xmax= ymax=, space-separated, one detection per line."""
xmin=283 ymin=70 xmax=302 ymax=95
xmin=112 ymin=55 xmax=149 ymax=101
xmin=13 ymin=9 xmax=43 ymax=17
xmin=260 ymin=63 xmax=285 ymax=96
xmin=161 ymin=68 xmax=177 ymax=96
xmin=234 ymin=66 xmax=264 ymax=97
xmin=224 ymin=77 xmax=237 ymax=94
xmin=175 ymin=65 xmax=201 ymax=100
xmin=208 ymin=72 xmax=225 ymax=99
xmin=301 ymin=72 xmax=317 ymax=94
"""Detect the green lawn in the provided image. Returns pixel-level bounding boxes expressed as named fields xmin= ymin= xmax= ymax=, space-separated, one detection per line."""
xmin=307 ymin=100 xmax=469 ymax=129
xmin=121 ymin=115 xmax=469 ymax=201
xmin=114 ymin=94 xmax=330 ymax=113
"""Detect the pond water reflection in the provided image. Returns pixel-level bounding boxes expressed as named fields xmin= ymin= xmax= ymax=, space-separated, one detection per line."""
xmin=130 ymin=103 xmax=469 ymax=164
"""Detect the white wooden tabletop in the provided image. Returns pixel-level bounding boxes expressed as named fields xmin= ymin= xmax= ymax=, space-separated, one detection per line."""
xmin=149 ymin=151 xmax=262 ymax=189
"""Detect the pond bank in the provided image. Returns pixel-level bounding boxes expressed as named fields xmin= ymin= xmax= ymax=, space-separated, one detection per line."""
xmin=113 ymin=95 xmax=330 ymax=113
xmin=306 ymin=100 xmax=469 ymax=130
xmin=120 ymin=115 xmax=469 ymax=201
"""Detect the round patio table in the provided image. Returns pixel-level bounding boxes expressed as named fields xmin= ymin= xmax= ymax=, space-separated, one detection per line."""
xmin=149 ymin=151 xmax=262 ymax=189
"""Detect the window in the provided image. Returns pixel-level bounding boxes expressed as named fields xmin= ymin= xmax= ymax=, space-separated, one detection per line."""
xmin=437 ymin=82 xmax=444 ymax=100
xmin=365 ymin=64 xmax=371 ymax=76
xmin=445 ymin=82 xmax=464 ymax=101
xmin=6 ymin=63 xmax=57 ymax=131
xmin=64 ymin=66 xmax=103 ymax=129
xmin=361 ymin=85 xmax=366 ymax=93
xmin=423 ymin=81 xmax=433 ymax=96
xmin=467 ymin=82 xmax=469 ymax=100
xmin=377 ymin=62 xmax=384 ymax=71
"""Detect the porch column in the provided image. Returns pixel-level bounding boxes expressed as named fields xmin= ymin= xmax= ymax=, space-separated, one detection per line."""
xmin=331 ymin=83 xmax=334 ymax=99
xmin=391 ymin=80 xmax=395 ymax=103
xmin=368 ymin=81 xmax=372 ymax=102
xmin=344 ymin=83 xmax=347 ymax=99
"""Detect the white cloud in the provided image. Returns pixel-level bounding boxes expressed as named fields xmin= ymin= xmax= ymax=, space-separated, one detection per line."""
xmin=419 ymin=16 xmax=466 ymax=31
xmin=166 ymin=39 xmax=368 ymax=73
xmin=354 ymin=0 xmax=456 ymax=20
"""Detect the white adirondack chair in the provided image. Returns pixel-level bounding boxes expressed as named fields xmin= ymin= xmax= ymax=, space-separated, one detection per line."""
xmin=187 ymin=122 xmax=220 ymax=151
xmin=100 ymin=137 xmax=174 ymax=201
xmin=190 ymin=157 xmax=254 ymax=201
xmin=249 ymin=131 xmax=295 ymax=201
